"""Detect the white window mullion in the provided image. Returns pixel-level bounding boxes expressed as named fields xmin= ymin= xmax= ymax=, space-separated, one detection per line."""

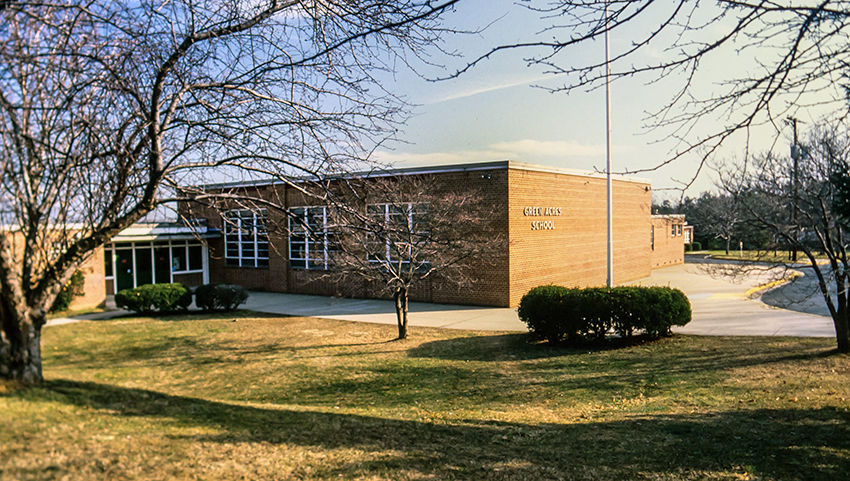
xmin=385 ymin=205 xmax=391 ymax=263
xmin=322 ymin=207 xmax=328 ymax=269
xmin=169 ymin=241 xmax=174 ymax=283
xmin=131 ymin=242 xmax=137 ymax=288
xmin=253 ymin=212 xmax=259 ymax=268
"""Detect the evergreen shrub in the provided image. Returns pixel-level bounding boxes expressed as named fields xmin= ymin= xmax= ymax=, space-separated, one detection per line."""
xmin=195 ymin=284 xmax=249 ymax=312
xmin=115 ymin=283 xmax=192 ymax=314
xmin=518 ymin=285 xmax=691 ymax=344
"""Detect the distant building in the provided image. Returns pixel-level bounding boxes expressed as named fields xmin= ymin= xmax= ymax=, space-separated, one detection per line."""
xmin=650 ymin=214 xmax=687 ymax=268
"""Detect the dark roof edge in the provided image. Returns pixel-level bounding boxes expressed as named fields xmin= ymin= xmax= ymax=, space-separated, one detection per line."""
xmin=196 ymin=160 xmax=651 ymax=190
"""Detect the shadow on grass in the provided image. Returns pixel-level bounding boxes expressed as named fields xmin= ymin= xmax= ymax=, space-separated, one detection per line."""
xmin=410 ymin=333 xmax=836 ymax=373
xmin=16 ymin=379 xmax=850 ymax=480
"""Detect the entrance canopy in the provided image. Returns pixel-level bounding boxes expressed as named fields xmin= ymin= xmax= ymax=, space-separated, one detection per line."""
xmin=105 ymin=222 xmax=220 ymax=294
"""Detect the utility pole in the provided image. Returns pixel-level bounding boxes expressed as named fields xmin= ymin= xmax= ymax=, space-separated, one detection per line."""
xmin=605 ymin=1 xmax=613 ymax=287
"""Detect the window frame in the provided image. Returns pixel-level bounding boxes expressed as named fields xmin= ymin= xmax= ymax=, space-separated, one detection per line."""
xmin=367 ymin=202 xmax=431 ymax=272
xmin=223 ymin=209 xmax=269 ymax=268
xmin=288 ymin=206 xmax=334 ymax=270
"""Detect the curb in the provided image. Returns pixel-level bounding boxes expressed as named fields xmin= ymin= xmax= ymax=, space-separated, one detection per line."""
xmin=744 ymin=271 xmax=802 ymax=298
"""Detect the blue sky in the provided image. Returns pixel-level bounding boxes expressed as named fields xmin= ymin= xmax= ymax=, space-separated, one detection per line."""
xmin=371 ymin=0 xmax=846 ymax=199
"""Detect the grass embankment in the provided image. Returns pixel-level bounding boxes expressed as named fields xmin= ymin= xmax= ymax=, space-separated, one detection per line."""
xmin=691 ymin=250 xmax=829 ymax=264
xmin=2 ymin=312 xmax=850 ymax=480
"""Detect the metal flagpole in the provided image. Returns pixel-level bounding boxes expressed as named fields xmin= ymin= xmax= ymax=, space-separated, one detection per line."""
xmin=605 ymin=2 xmax=614 ymax=288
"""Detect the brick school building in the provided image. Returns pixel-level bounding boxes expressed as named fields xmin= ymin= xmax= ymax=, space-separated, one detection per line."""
xmin=169 ymin=160 xmax=685 ymax=308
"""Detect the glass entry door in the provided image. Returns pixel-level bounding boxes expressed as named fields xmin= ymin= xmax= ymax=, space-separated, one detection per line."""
xmin=115 ymin=249 xmax=134 ymax=292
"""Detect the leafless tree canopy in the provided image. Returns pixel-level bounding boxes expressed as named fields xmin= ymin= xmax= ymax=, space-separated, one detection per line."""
xmin=324 ymin=174 xmax=505 ymax=339
xmin=718 ymin=122 xmax=850 ymax=351
xmin=452 ymin=1 xmax=850 ymax=189
xmin=0 ymin=0 xmax=460 ymax=382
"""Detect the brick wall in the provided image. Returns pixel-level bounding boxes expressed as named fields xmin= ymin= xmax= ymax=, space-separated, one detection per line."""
xmin=185 ymin=163 xmax=661 ymax=308
xmin=650 ymin=215 xmax=686 ymax=268
xmin=70 ymin=246 xmax=106 ymax=310
xmin=2 ymin=230 xmax=106 ymax=311
xmin=507 ymin=168 xmax=652 ymax=306
xmin=189 ymin=169 xmax=511 ymax=306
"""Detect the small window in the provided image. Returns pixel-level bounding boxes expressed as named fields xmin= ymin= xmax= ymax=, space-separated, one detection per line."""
xmin=677 ymin=224 xmax=683 ymax=236
xmin=171 ymin=245 xmax=186 ymax=271
xmin=650 ymin=226 xmax=655 ymax=251
xmin=189 ymin=245 xmax=203 ymax=271
xmin=104 ymin=247 xmax=113 ymax=277
xmin=671 ymin=225 xmax=676 ymax=237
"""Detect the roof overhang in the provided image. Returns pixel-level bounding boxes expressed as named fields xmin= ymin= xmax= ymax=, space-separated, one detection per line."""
xmin=110 ymin=223 xmax=220 ymax=242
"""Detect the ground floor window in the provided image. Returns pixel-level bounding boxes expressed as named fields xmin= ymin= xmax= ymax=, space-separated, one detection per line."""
xmin=105 ymin=240 xmax=207 ymax=293
xmin=366 ymin=203 xmax=430 ymax=271
xmin=288 ymin=206 xmax=337 ymax=269
xmin=223 ymin=209 xmax=269 ymax=268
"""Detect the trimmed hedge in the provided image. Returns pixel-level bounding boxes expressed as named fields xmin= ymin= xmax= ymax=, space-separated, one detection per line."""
xmin=685 ymin=242 xmax=703 ymax=252
xmin=115 ymin=283 xmax=192 ymax=314
xmin=195 ymin=284 xmax=249 ymax=312
xmin=518 ymin=285 xmax=691 ymax=344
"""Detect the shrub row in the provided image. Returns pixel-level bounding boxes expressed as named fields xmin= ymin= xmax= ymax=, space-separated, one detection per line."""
xmin=115 ymin=283 xmax=250 ymax=314
xmin=195 ymin=284 xmax=249 ymax=312
xmin=115 ymin=283 xmax=193 ymax=314
xmin=518 ymin=285 xmax=691 ymax=344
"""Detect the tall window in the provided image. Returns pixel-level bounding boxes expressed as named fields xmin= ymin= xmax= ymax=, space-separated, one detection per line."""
xmin=288 ymin=206 xmax=336 ymax=269
xmin=366 ymin=203 xmax=430 ymax=270
xmin=224 ymin=209 xmax=269 ymax=267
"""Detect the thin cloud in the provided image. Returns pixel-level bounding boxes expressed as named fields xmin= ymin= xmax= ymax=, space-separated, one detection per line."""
xmin=489 ymin=139 xmax=608 ymax=157
xmin=429 ymin=75 xmax=551 ymax=104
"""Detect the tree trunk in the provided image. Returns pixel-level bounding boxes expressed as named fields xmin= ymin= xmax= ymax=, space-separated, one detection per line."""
xmin=393 ymin=287 xmax=409 ymax=340
xmin=0 ymin=311 xmax=44 ymax=384
xmin=835 ymin=304 xmax=850 ymax=353
xmin=725 ymin=237 xmax=731 ymax=255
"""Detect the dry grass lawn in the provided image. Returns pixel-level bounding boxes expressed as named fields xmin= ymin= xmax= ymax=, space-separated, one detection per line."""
xmin=2 ymin=311 xmax=850 ymax=480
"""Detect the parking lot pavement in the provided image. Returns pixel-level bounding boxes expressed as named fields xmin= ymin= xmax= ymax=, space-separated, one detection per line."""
xmin=628 ymin=258 xmax=835 ymax=337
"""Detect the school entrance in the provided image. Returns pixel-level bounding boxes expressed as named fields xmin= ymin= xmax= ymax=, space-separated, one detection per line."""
xmin=104 ymin=223 xmax=214 ymax=294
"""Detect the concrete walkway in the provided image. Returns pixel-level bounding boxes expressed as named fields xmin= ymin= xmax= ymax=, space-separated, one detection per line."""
xmin=245 ymin=292 xmax=527 ymax=331
xmin=243 ymin=260 xmax=835 ymax=337
xmin=48 ymin=260 xmax=837 ymax=337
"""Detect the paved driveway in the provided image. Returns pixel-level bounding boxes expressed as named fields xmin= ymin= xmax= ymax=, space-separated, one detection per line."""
xmin=629 ymin=258 xmax=834 ymax=337
xmin=242 ymin=258 xmax=836 ymax=337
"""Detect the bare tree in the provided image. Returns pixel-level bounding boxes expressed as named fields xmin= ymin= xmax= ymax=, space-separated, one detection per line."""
xmin=719 ymin=122 xmax=850 ymax=352
xmin=702 ymin=195 xmax=741 ymax=255
xmin=0 ymin=0 xmax=460 ymax=383
xmin=452 ymin=2 xmax=850 ymax=189
xmin=322 ymin=174 xmax=505 ymax=340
